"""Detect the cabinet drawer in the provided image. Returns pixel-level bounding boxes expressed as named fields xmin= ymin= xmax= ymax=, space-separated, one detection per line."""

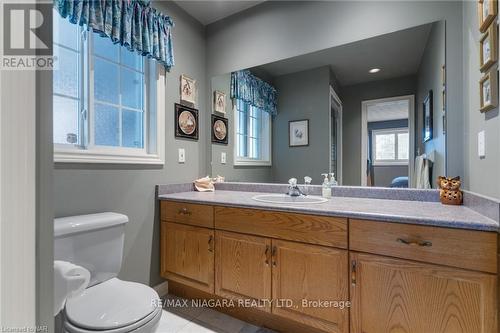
xmin=215 ymin=207 xmax=347 ymax=248
xmin=349 ymin=219 xmax=497 ymax=273
xmin=161 ymin=201 xmax=214 ymax=228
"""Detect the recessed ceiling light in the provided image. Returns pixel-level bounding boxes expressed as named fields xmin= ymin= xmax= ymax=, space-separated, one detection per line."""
xmin=369 ymin=68 xmax=381 ymax=73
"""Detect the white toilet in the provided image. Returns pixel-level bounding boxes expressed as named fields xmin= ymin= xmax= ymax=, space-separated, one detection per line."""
xmin=54 ymin=213 xmax=162 ymax=333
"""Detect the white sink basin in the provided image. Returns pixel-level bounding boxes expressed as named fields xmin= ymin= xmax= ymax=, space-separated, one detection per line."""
xmin=252 ymin=194 xmax=328 ymax=204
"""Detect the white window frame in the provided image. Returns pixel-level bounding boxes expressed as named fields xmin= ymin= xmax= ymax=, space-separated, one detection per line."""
xmin=371 ymin=127 xmax=409 ymax=166
xmin=53 ymin=25 xmax=165 ymax=165
xmin=233 ymin=101 xmax=272 ymax=166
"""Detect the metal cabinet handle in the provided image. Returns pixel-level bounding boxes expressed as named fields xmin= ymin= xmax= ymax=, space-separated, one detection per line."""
xmin=271 ymin=246 xmax=277 ymax=266
xmin=264 ymin=245 xmax=270 ymax=266
xmin=178 ymin=208 xmax=192 ymax=216
xmin=351 ymin=260 xmax=357 ymax=286
xmin=397 ymin=238 xmax=432 ymax=247
xmin=208 ymin=235 xmax=214 ymax=252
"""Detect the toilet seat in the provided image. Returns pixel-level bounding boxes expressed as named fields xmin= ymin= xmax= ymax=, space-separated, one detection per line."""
xmin=64 ymin=278 xmax=162 ymax=332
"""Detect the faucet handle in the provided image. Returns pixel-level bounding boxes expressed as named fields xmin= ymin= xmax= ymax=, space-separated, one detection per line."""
xmin=304 ymin=176 xmax=312 ymax=185
xmin=288 ymin=178 xmax=297 ymax=186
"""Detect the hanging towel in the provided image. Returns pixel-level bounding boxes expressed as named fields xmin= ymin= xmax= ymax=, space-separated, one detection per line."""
xmin=413 ymin=155 xmax=431 ymax=189
xmin=194 ymin=176 xmax=215 ymax=192
xmin=54 ymin=261 xmax=91 ymax=315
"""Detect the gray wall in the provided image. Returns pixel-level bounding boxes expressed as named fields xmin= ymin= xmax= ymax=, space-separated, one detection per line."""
xmin=271 ymin=66 xmax=331 ymax=184
xmin=416 ymin=21 xmax=446 ymax=188
xmin=206 ymin=0 xmax=464 ymax=190
xmin=210 ymin=74 xmax=273 ymax=182
xmin=342 ymin=76 xmax=417 ymax=186
xmin=54 ymin=1 xmax=207 ymax=287
xmin=463 ymin=1 xmax=500 ymax=199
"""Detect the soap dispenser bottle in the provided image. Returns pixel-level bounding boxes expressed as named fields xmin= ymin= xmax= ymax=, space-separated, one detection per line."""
xmin=321 ymin=173 xmax=331 ymax=198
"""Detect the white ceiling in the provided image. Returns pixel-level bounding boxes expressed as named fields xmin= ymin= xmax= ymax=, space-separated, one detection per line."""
xmin=174 ymin=0 xmax=266 ymax=25
xmin=251 ymin=23 xmax=434 ymax=86
xmin=367 ymin=100 xmax=409 ymax=122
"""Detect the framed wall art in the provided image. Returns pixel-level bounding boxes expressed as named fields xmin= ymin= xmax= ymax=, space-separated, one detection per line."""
xmin=479 ymin=68 xmax=498 ymax=112
xmin=480 ymin=23 xmax=498 ymax=72
xmin=180 ymin=75 xmax=196 ymax=105
xmin=289 ymin=119 xmax=309 ymax=147
xmin=423 ymin=90 xmax=433 ymax=143
xmin=175 ymin=103 xmax=199 ymax=140
xmin=213 ymin=91 xmax=226 ymax=114
xmin=211 ymin=114 xmax=228 ymax=145
xmin=478 ymin=0 xmax=497 ymax=32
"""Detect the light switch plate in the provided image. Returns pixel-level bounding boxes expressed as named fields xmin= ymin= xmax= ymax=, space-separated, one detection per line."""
xmin=478 ymin=131 xmax=485 ymax=158
xmin=221 ymin=152 xmax=227 ymax=164
xmin=178 ymin=148 xmax=186 ymax=163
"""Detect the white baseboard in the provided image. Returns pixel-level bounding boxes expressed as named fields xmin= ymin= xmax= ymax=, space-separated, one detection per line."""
xmin=154 ymin=280 xmax=169 ymax=297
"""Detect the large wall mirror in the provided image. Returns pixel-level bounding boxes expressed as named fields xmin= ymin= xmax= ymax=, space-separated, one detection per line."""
xmin=209 ymin=20 xmax=447 ymax=189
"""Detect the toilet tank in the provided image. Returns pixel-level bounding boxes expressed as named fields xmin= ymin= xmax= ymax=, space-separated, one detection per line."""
xmin=54 ymin=212 xmax=128 ymax=287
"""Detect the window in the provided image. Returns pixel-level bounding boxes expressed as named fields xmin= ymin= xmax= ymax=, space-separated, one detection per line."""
xmin=372 ymin=128 xmax=409 ymax=165
xmin=53 ymin=10 xmax=164 ymax=164
xmin=234 ymin=99 xmax=271 ymax=166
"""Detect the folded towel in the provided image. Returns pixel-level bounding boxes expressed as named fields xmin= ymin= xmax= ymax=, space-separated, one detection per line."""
xmin=54 ymin=261 xmax=91 ymax=315
xmin=194 ymin=176 xmax=215 ymax=192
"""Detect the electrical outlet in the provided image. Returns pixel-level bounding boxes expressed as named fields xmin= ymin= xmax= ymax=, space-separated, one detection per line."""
xmin=178 ymin=148 xmax=186 ymax=163
xmin=221 ymin=152 xmax=227 ymax=164
xmin=478 ymin=131 xmax=485 ymax=158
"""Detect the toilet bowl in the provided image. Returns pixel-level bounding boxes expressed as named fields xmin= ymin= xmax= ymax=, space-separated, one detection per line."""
xmin=54 ymin=213 xmax=162 ymax=333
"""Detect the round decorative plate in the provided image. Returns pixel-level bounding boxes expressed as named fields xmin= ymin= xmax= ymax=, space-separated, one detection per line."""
xmin=213 ymin=120 xmax=227 ymax=140
xmin=179 ymin=111 xmax=196 ymax=135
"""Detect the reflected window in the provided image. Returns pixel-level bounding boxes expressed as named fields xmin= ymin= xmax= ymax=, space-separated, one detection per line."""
xmin=372 ymin=128 xmax=409 ymax=165
xmin=234 ymin=99 xmax=271 ymax=165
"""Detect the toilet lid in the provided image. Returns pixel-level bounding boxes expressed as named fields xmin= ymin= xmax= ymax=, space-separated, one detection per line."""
xmin=65 ymin=278 xmax=160 ymax=330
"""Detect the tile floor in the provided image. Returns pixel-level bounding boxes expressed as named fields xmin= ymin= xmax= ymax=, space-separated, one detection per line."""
xmin=155 ymin=295 xmax=276 ymax=333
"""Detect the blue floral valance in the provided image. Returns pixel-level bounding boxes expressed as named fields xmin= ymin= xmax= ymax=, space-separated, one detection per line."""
xmin=54 ymin=0 xmax=174 ymax=70
xmin=230 ymin=70 xmax=278 ymax=116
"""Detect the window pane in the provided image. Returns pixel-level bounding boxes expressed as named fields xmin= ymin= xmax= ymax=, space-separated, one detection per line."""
xmin=249 ymin=114 xmax=260 ymax=138
xmin=397 ymin=132 xmax=409 ymax=160
xmin=53 ymin=45 xmax=79 ymax=98
xmin=122 ymin=49 xmax=143 ymax=72
xmin=95 ymin=103 xmax=119 ymax=146
xmin=249 ymin=138 xmax=258 ymax=159
xmin=375 ymin=133 xmax=395 ymax=160
xmin=238 ymin=111 xmax=248 ymax=136
xmin=53 ymin=95 xmax=79 ymax=145
xmin=122 ymin=110 xmax=144 ymax=148
xmin=121 ymin=68 xmax=143 ymax=110
xmin=93 ymin=35 xmax=119 ymax=62
xmin=53 ymin=9 xmax=79 ymax=50
xmin=237 ymin=134 xmax=247 ymax=157
xmin=94 ymin=58 xmax=119 ymax=104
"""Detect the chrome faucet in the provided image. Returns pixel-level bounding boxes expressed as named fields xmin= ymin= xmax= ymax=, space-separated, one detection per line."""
xmin=287 ymin=178 xmax=306 ymax=197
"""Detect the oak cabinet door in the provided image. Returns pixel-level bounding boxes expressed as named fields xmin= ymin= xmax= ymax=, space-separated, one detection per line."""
xmin=161 ymin=222 xmax=215 ymax=293
xmin=350 ymin=252 xmax=497 ymax=333
xmin=215 ymin=231 xmax=272 ymax=312
xmin=271 ymin=239 xmax=349 ymax=333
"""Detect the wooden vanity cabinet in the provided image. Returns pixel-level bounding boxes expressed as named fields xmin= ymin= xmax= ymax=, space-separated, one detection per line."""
xmin=349 ymin=252 xmax=497 ymax=333
xmin=215 ymin=231 xmax=272 ymax=311
xmin=160 ymin=222 xmax=215 ymax=293
xmin=272 ymin=240 xmax=349 ymax=333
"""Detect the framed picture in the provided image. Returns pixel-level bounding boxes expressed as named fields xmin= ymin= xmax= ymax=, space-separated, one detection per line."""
xmin=480 ymin=23 xmax=498 ymax=72
xmin=479 ymin=68 xmax=498 ymax=112
xmin=289 ymin=119 xmax=309 ymax=147
xmin=478 ymin=0 xmax=497 ymax=33
xmin=211 ymin=114 xmax=228 ymax=145
xmin=174 ymin=103 xmax=198 ymax=140
xmin=213 ymin=91 xmax=226 ymax=114
xmin=423 ymin=90 xmax=433 ymax=143
xmin=180 ymin=75 xmax=196 ymax=105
